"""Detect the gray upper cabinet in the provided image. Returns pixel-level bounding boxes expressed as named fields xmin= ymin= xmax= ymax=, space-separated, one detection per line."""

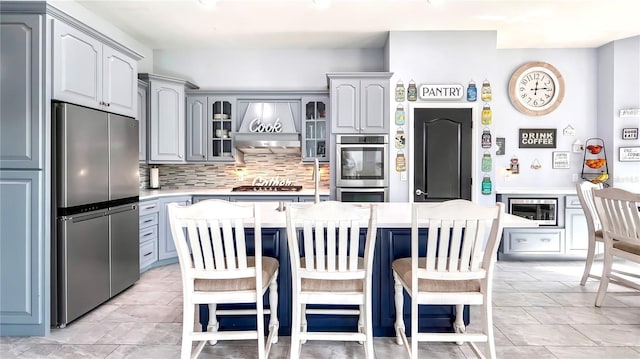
xmin=0 ymin=14 xmax=43 ymax=170
xmin=140 ymin=74 xmax=198 ymax=164
xmin=186 ymin=96 xmax=208 ymax=161
xmin=328 ymin=72 xmax=392 ymax=134
xmin=137 ymin=81 xmax=148 ymax=162
xmin=52 ymin=19 xmax=137 ymax=118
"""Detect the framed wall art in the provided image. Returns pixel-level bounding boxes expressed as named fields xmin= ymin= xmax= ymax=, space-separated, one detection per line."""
xmin=519 ymin=128 xmax=557 ymax=148
xmin=552 ymin=151 xmax=570 ymax=169
xmin=619 ymin=146 xmax=640 ymax=162
xmin=622 ymin=128 xmax=638 ymax=140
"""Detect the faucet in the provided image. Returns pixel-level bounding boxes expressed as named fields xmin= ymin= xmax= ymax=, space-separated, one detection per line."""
xmin=313 ymin=158 xmax=320 ymax=204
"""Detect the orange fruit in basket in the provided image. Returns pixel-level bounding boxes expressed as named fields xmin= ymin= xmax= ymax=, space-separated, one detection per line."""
xmin=585 ymin=159 xmax=606 ymax=169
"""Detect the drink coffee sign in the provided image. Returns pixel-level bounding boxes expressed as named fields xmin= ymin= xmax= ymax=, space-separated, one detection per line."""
xmin=519 ymin=128 xmax=557 ymax=148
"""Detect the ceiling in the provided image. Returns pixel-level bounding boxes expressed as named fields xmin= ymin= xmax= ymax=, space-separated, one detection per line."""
xmin=77 ymin=0 xmax=640 ymax=50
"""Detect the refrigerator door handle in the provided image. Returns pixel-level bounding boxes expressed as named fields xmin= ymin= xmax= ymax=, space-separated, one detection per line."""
xmin=63 ymin=210 xmax=107 ymax=223
xmin=108 ymin=204 xmax=138 ymax=215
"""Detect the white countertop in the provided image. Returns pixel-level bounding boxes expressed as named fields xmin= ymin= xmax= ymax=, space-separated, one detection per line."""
xmin=495 ymin=187 xmax=577 ymax=195
xmin=140 ymin=188 xmax=330 ymax=200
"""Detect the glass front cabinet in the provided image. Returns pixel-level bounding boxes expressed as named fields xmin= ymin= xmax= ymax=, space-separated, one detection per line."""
xmin=208 ymin=97 xmax=235 ymax=161
xmin=301 ymin=96 xmax=329 ymax=162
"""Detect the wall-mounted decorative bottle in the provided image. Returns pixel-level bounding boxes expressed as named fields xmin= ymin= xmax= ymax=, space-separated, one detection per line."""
xmin=466 ymin=80 xmax=477 ymax=102
xmin=395 ymin=128 xmax=406 ymax=149
xmin=395 ymin=104 xmax=405 ymax=125
xmin=481 ymin=152 xmax=492 ymax=172
xmin=481 ymin=79 xmax=492 ymax=102
xmin=481 ymin=103 xmax=492 ymax=125
xmin=396 ymin=151 xmax=406 ymax=172
xmin=395 ymin=80 xmax=405 ymax=102
xmin=481 ymin=128 xmax=492 ymax=148
xmin=481 ymin=175 xmax=492 ymax=195
xmin=407 ymin=80 xmax=417 ymax=101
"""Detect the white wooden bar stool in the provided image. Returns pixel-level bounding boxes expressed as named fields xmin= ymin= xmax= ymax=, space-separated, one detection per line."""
xmin=168 ymin=200 xmax=279 ymax=359
xmin=392 ymin=200 xmax=504 ymax=359
xmin=285 ymin=201 xmax=377 ymax=359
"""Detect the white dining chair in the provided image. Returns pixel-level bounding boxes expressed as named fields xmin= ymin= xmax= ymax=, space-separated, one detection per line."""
xmin=592 ymin=188 xmax=640 ymax=307
xmin=285 ymin=201 xmax=377 ymax=359
xmin=576 ymin=181 xmax=604 ymax=285
xmin=168 ymin=200 xmax=279 ymax=359
xmin=392 ymin=200 xmax=504 ymax=359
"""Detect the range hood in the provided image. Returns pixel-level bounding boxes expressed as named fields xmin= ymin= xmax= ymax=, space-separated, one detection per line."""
xmin=233 ymin=102 xmax=301 ymax=154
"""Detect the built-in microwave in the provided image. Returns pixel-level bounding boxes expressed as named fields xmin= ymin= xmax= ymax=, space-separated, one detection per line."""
xmin=336 ymin=135 xmax=388 ymax=188
xmin=508 ymin=198 xmax=558 ymax=226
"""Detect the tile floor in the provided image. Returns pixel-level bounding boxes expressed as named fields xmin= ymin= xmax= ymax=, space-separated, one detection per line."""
xmin=1 ymin=260 xmax=639 ymax=358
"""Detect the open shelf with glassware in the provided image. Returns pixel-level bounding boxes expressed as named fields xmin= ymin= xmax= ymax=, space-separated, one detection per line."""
xmin=301 ymin=96 xmax=329 ymax=162
xmin=581 ymin=137 xmax=609 ymax=186
xmin=209 ymin=98 xmax=235 ymax=161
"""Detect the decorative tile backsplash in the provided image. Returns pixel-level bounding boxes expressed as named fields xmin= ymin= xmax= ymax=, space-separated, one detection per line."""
xmin=139 ymin=154 xmax=330 ymax=190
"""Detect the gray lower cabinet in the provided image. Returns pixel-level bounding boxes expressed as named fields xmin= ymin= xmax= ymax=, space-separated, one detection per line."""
xmin=139 ymin=199 xmax=159 ymax=271
xmin=564 ymin=195 xmax=589 ymax=255
xmin=503 ymin=228 xmax=564 ymax=255
xmin=0 ymin=170 xmax=45 ymax=333
xmin=327 ymin=73 xmax=392 ymax=134
xmin=158 ymin=196 xmax=192 ymax=260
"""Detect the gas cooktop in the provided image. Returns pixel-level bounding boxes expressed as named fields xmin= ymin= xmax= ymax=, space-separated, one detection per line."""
xmin=231 ymin=185 xmax=303 ymax=192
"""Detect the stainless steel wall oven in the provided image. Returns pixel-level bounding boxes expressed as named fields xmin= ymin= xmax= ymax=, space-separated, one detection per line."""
xmin=336 ymin=135 xmax=388 ymax=202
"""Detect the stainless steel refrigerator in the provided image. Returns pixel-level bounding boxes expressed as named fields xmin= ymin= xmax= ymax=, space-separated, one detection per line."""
xmin=51 ymin=102 xmax=140 ymax=328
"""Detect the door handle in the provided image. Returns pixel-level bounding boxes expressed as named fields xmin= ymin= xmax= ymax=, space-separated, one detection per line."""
xmin=415 ymin=188 xmax=426 ymax=196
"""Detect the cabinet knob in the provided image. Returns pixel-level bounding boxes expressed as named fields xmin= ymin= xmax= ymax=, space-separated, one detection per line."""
xmin=178 ymin=154 xmax=183 ymax=159
xmin=106 ymin=102 xmax=110 ymax=107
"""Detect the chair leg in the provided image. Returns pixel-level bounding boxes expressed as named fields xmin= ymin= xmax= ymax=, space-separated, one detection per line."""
xmin=483 ymin=300 xmax=496 ymax=359
xmin=411 ymin=299 xmax=418 ymax=359
xmin=358 ymin=307 xmax=365 ymax=345
xmin=393 ymin=273 xmax=405 ymax=346
xmin=207 ymin=304 xmax=219 ymax=346
xmin=454 ymin=304 xmax=466 ymax=346
xmin=365 ymin=293 xmax=375 ymax=359
xmin=580 ymin=237 xmax=597 ymax=286
xmin=290 ymin=299 xmax=301 ymax=359
xmin=181 ymin=302 xmax=194 ymax=359
xmin=257 ymin=300 xmax=266 ymax=359
xmin=269 ymin=279 xmax=279 ymax=344
xmin=300 ymin=304 xmax=308 ymax=344
xmin=595 ymin=251 xmax=613 ymax=307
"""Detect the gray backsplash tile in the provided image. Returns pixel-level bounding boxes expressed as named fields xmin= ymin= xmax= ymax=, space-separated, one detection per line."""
xmin=139 ymin=154 xmax=329 ymax=190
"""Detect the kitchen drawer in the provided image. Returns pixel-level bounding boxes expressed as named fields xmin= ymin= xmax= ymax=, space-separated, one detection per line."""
xmin=139 ymin=213 xmax=158 ymax=229
xmin=139 ymin=225 xmax=158 ymax=244
xmin=139 ymin=238 xmax=158 ymax=270
xmin=140 ymin=200 xmax=160 ymax=215
xmin=504 ymin=229 xmax=563 ymax=253
xmin=565 ymin=195 xmax=581 ymax=209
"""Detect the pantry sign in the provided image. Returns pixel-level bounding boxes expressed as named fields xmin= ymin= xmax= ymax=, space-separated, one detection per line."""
xmin=519 ymin=128 xmax=557 ymax=148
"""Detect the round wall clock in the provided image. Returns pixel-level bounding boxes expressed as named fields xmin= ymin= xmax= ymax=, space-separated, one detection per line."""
xmin=508 ymin=61 xmax=565 ymax=116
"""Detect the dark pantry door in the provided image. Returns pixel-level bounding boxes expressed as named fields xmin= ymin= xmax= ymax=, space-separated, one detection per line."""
xmin=413 ymin=107 xmax=472 ymax=202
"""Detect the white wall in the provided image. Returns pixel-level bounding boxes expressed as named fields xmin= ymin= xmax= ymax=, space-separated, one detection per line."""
xmin=386 ymin=31 xmax=600 ymax=204
xmin=49 ymin=0 xmax=153 ymax=72
xmin=603 ymin=36 xmax=640 ymax=192
xmin=152 ymin=48 xmax=384 ymax=89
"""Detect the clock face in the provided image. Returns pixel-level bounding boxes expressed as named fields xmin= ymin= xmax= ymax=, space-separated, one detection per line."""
xmin=509 ymin=62 xmax=565 ymax=116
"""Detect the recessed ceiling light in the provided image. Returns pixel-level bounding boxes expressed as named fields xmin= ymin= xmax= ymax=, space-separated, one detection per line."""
xmin=199 ymin=0 xmax=217 ymax=9
xmin=313 ymin=0 xmax=331 ymax=9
